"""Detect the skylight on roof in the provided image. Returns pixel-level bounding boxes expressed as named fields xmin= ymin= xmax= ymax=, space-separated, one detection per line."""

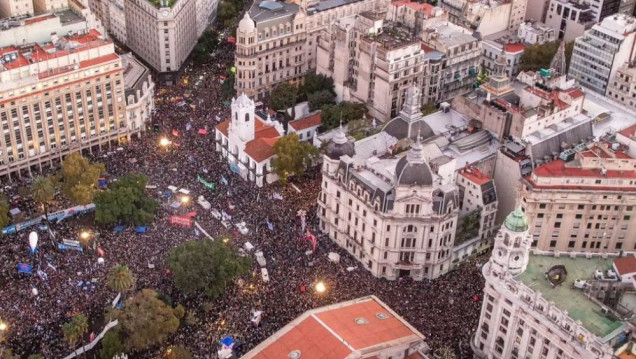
xmin=259 ymin=1 xmax=284 ymax=11
xmin=376 ymin=312 xmax=389 ymax=319
xmin=288 ymin=350 xmax=301 ymax=359
xmin=354 ymin=317 xmax=369 ymax=325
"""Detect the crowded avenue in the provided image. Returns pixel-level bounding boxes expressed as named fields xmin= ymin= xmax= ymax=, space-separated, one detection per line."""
xmin=0 ymin=38 xmax=485 ymax=358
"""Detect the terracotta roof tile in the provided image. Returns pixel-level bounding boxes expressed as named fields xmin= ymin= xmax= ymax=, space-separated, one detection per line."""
xmin=249 ymin=316 xmax=352 ymax=359
xmin=245 ymin=137 xmax=278 ymax=163
xmin=614 ymin=257 xmax=636 ymax=276
xmin=533 ymin=159 xmax=636 ymax=179
xmin=504 ymin=43 xmax=525 ymax=53
xmin=459 ymin=167 xmax=491 ymax=185
xmin=215 ymin=119 xmax=230 ymax=136
xmin=289 ymin=111 xmax=322 ymax=131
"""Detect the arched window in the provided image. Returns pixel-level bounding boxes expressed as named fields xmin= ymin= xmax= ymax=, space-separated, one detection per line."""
xmin=514 ymin=237 xmax=521 ymax=248
xmin=235 ymin=112 xmax=238 ymax=121
xmin=503 ymin=234 xmax=510 ymax=246
xmin=245 ymin=113 xmax=250 ymax=122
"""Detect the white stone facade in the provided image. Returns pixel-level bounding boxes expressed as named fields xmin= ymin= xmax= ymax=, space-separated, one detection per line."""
xmin=472 ymin=210 xmax=622 ymax=359
xmin=0 ymin=0 xmax=34 ymax=18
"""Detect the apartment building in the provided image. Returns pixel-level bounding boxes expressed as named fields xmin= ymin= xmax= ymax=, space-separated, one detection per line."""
xmin=569 ymin=14 xmax=636 ymax=95
xmin=471 ymin=208 xmax=633 ymax=359
xmin=0 ymin=0 xmax=35 ymax=18
xmin=521 ymin=141 xmax=636 ymax=253
xmin=317 ymin=12 xmax=427 ymax=120
xmin=517 ymin=21 xmax=556 ymax=44
xmin=605 ymin=62 xmax=636 ymax=111
xmin=481 ymin=40 xmax=525 ymax=78
xmin=545 ymin=0 xmax=595 ymax=42
xmin=420 ymin=21 xmax=481 ymax=101
xmin=121 ymin=53 xmax=155 ymax=136
xmin=440 ymin=0 xmax=527 ymax=36
xmin=385 ymin=0 xmax=447 ymax=36
xmin=457 ymin=166 xmax=498 ymax=242
xmin=0 ymin=8 xmax=104 ymax=48
xmin=0 ymin=30 xmax=148 ymax=180
xmin=33 ymin=0 xmax=68 ymax=14
xmin=234 ymin=0 xmax=385 ymax=100
xmin=88 ymin=0 xmax=126 ymax=43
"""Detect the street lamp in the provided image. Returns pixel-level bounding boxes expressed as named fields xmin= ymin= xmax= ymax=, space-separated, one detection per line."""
xmin=180 ymin=196 xmax=190 ymax=205
xmin=315 ymin=281 xmax=326 ymax=293
xmin=80 ymin=231 xmax=90 ymax=240
xmin=159 ymin=137 xmax=170 ymax=147
xmin=0 ymin=320 xmax=8 ymax=343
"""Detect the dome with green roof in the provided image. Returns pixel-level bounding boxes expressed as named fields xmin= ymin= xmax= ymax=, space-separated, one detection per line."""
xmin=504 ymin=207 xmax=528 ymax=232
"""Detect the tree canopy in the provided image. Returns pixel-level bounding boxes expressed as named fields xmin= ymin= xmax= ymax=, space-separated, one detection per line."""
xmin=94 ymin=173 xmax=158 ymax=226
xmin=117 ymin=289 xmax=180 ymax=350
xmin=192 ymin=30 xmax=219 ymax=65
xmin=168 ymin=238 xmax=251 ymax=298
xmin=0 ymin=195 xmax=9 ymax=231
xmin=269 ymin=83 xmax=298 ymax=112
xmin=271 ymin=133 xmax=319 ymax=184
xmin=59 ymin=152 xmax=105 ymax=205
xmin=308 ymin=89 xmax=335 ymax=111
xmin=99 ymin=329 xmax=125 ymax=359
xmin=107 ymin=264 xmax=135 ymax=293
xmin=420 ymin=102 xmax=438 ymax=116
xmin=30 ymin=176 xmax=55 ymax=215
xmin=299 ymin=73 xmax=335 ymax=99
xmin=320 ymin=101 xmax=368 ymax=130
xmin=163 ymin=345 xmax=193 ymax=359
xmin=217 ymin=0 xmax=244 ymax=29
xmin=62 ymin=314 xmax=89 ymax=348
xmin=519 ymin=41 xmax=574 ymax=72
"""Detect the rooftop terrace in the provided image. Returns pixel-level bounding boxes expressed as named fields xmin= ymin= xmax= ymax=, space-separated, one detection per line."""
xmin=148 ymin=0 xmax=177 ymax=8
xmin=363 ymin=25 xmax=418 ymax=50
xmin=518 ymin=254 xmax=624 ymax=338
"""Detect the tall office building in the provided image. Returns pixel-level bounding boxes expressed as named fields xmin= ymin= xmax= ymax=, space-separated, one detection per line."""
xmin=234 ymin=0 xmax=385 ymax=100
xmin=472 ymin=208 xmax=635 ymax=359
xmin=568 ymin=14 xmax=636 ymax=94
xmin=0 ymin=29 xmax=151 ymax=180
xmin=317 ymin=12 xmax=428 ymax=120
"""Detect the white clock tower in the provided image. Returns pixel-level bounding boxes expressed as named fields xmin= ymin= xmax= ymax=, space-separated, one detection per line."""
xmin=490 ymin=207 xmax=531 ymax=277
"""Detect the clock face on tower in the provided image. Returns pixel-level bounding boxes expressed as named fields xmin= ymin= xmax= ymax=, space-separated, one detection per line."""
xmin=162 ymin=10 xmax=169 ymax=17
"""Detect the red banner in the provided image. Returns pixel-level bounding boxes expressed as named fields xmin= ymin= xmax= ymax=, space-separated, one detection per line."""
xmin=170 ymin=216 xmax=192 ymax=227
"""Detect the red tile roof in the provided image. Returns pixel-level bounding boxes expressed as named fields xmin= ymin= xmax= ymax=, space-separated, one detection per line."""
xmin=565 ymin=88 xmax=585 ymax=99
xmin=619 ymin=124 xmax=636 ymax=138
xmin=24 ymin=14 xmax=56 ymax=25
xmin=245 ymin=137 xmax=278 ymax=163
xmin=533 ymin=160 xmax=636 ymax=179
xmin=504 ymin=43 xmax=525 ymax=53
xmin=215 ymin=119 xmax=230 ymax=136
xmin=392 ymin=0 xmax=436 ymax=16
xmin=459 ymin=166 xmax=491 ymax=185
xmin=243 ymin=296 xmax=424 ymax=359
xmin=289 ymin=111 xmax=321 ymax=131
xmin=614 ymin=257 xmax=636 ymax=276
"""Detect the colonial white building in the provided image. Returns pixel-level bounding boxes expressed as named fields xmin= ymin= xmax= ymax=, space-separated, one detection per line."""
xmin=472 ymin=209 xmax=634 ymax=359
xmin=214 ymin=94 xmax=285 ymax=187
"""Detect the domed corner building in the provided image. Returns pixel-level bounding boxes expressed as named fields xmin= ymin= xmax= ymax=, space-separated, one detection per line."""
xmin=317 ymin=86 xmax=461 ymax=281
xmin=471 ymin=207 xmax=633 ymax=359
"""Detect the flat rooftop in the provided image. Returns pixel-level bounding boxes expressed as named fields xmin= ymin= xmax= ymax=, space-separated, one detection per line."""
xmin=363 ymin=25 xmax=418 ymax=50
xmin=518 ymin=254 xmax=623 ymax=338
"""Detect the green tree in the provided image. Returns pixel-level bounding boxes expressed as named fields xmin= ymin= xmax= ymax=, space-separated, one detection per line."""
xmin=59 ymin=152 xmax=105 ymax=205
xmin=519 ymin=41 xmax=574 ymax=72
xmin=420 ymin=102 xmax=438 ymax=116
xmin=222 ymin=75 xmax=236 ymax=100
xmin=117 ymin=289 xmax=180 ymax=350
xmin=99 ymin=329 xmax=125 ymax=359
xmin=30 ymin=176 xmax=55 ymax=217
xmin=163 ymin=345 xmax=193 ymax=359
xmin=192 ymin=30 xmax=220 ymax=65
xmin=271 ymin=133 xmax=319 ymax=185
xmin=173 ymin=304 xmax=186 ymax=319
xmin=217 ymin=0 xmax=243 ymax=29
xmin=320 ymin=101 xmax=368 ymax=130
xmin=269 ymin=83 xmax=298 ymax=122
xmin=476 ymin=68 xmax=489 ymax=85
xmin=0 ymin=348 xmax=20 ymax=359
xmin=299 ymin=72 xmax=335 ymax=99
xmin=455 ymin=209 xmax=481 ymax=244
xmin=94 ymin=173 xmax=158 ymax=225
xmin=0 ymin=195 xmax=9 ymax=231
xmin=107 ymin=264 xmax=135 ymax=293
xmin=346 ymin=119 xmax=371 ymax=140
xmin=62 ymin=313 xmax=89 ymax=348
xmin=27 ymin=355 xmax=44 ymax=359
xmin=168 ymin=238 xmax=251 ymax=298
xmin=308 ymin=89 xmax=335 ymax=111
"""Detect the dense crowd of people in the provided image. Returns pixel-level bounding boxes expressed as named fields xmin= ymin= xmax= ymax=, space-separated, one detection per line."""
xmin=0 ymin=37 xmax=486 ymax=359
